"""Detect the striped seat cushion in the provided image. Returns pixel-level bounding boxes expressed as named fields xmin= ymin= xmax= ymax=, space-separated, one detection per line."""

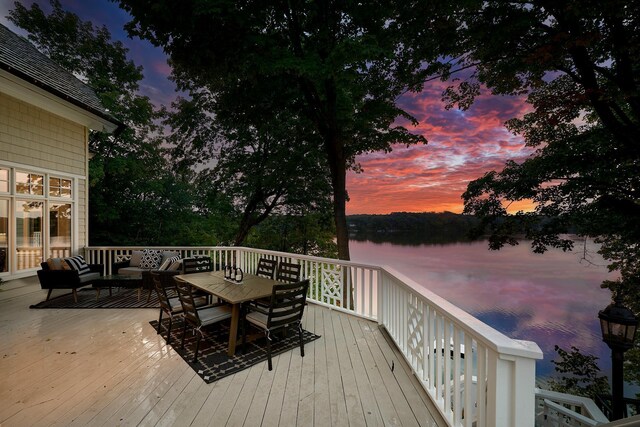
xmin=64 ymin=255 xmax=91 ymax=276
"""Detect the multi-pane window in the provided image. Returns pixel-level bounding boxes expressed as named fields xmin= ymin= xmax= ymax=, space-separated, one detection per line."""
xmin=49 ymin=177 xmax=72 ymax=198
xmin=0 ymin=167 xmax=76 ymax=273
xmin=16 ymin=172 xmax=44 ymax=195
xmin=0 ymin=169 xmax=8 ymax=193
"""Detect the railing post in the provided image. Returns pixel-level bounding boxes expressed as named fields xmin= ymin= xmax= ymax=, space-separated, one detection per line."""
xmin=377 ymin=269 xmax=384 ymax=324
xmin=486 ymin=343 xmax=538 ymax=427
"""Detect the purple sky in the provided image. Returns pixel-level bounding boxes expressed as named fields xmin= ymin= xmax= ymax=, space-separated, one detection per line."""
xmin=2 ymin=0 xmax=536 ymax=214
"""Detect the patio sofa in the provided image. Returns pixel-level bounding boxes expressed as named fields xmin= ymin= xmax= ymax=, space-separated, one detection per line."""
xmin=112 ymin=250 xmax=183 ymax=298
xmin=37 ymin=256 xmax=103 ymax=302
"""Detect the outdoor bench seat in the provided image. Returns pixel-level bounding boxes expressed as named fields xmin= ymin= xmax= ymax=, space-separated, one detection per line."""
xmin=113 ymin=250 xmax=183 ymax=297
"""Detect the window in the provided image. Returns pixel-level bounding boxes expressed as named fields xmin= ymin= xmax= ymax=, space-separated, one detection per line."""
xmin=0 ymin=167 xmax=76 ymax=273
xmin=49 ymin=177 xmax=72 ymax=198
xmin=16 ymin=200 xmax=43 ymax=270
xmin=0 ymin=169 xmax=8 ymax=193
xmin=49 ymin=204 xmax=72 ymax=258
xmin=0 ymin=199 xmax=7 ymax=273
xmin=16 ymin=172 xmax=44 ymax=195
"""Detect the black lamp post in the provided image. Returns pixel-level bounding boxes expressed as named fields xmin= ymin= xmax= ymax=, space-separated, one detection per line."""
xmin=598 ymin=295 xmax=638 ymax=420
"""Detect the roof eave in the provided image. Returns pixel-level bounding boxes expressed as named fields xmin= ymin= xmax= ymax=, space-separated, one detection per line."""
xmin=0 ymin=63 xmax=123 ymax=134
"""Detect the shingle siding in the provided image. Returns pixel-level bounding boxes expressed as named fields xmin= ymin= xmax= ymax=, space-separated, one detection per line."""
xmin=0 ymin=91 xmax=86 ymax=176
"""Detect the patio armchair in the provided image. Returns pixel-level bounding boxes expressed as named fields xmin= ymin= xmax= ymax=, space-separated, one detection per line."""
xmin=182 ymin=257 xmax=216 ymax=274
xmin=37 ymin=258 xmax=103 ymax=302
xmin=174 ymin=277 xmax=233 ymax=363
xmin=152 ymin=272 xmax=208 ymax=346
xmin=254 ymin=260 xmax=302 ymax=308
xmin=242 ymin=279 xmax=310 ymax=370
xmin=276 ymin=261 xmax=302 ymax=283
xmin=255 ymin=258 xmax=277 ymax=279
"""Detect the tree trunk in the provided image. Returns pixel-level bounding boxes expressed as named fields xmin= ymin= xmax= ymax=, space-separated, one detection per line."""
xmin=325 ymin=137 xmax=350 ymax=261
xmin=323 ymin=133 xmax=354 ymax=308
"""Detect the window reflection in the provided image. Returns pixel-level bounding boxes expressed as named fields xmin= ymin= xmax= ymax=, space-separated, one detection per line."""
xmin=0 ymin=199 xmax=7 ymax=273
xmin=16 ymin=172 xmax=44 ymax=196
xmin=0 ymin=169 xmax=8 ymax=193
xmin=49 ymin=177 xmax=72 ymax=198
xmin=16 ymin=200 xmax=43 ymax=270
xmin=50 ymin=203 xmax=72 ymax=258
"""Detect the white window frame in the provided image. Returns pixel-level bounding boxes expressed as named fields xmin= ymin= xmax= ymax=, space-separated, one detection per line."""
xmin=0 ymin=162 xmax=80 ymax=276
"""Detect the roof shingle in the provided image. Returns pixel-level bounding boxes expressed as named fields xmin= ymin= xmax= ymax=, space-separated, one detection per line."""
xmin=0 ymin=23 xmax=119 ymax=127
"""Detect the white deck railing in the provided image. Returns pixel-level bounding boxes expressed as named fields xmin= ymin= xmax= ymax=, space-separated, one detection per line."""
xmin=534 ymin=388 xmax=609 ymax=426
xmin=85 ymin=246 xmax=544 ymax=427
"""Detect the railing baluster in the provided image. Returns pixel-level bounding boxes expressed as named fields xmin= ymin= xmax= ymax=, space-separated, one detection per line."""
xmin=83 ymin=245 xmax=542 ymax=426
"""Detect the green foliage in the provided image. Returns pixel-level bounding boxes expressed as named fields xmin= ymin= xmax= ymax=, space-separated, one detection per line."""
xmin=451 ymin=2 xmax=640 ymax=315
xmin=245 ymin=212 xmax=337 ymax=258
xmin=116 ymin=0 xmax=450 ymax=259
xmin=348 ymin=212 xmax=481 ymax=245
xmin=547 ymin=346 xmax=610 ymax=400
xmin=8 ymin=1 xmax=236 ymax=246
xmin=164 ymin=80 xmax=334 ymax=246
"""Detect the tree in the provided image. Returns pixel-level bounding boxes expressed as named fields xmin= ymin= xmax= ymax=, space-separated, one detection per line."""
xmin=439 ymin=2 xmax=640 ymax=295
xmin=115 ymin=0 xmax=445 ymax=260
xmin=8 ymin=1 xmax=234 ymax=245
xmin=547 ymin=345 xmax=610 ymax=400
xmin=445 ymin=0 xmax=640 ymax=386
xmin=163 ymin=78 xmax=334 ymax=246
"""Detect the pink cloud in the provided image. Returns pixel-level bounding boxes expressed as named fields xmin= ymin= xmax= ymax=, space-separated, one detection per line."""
xmin=347 ymin=82 xmax=535 ymax=214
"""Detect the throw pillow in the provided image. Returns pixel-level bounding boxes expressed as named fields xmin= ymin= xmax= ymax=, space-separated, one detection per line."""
xmin=159 ymin=255 xmax=181 ymax=271
xmin=160 ymin=251 xmax=180 ymax=265
xmin=129 ymin=250 xmax=144 ymax=267
xmin=168 ymin=259 xmax=183 ymax=271
xmin=46 ymin=257 xmax=64 ymax=270
xmin=139 ymin=249 xmax=162 ymax=269
xmin=64 ymin=255 xmax=91 ymax=276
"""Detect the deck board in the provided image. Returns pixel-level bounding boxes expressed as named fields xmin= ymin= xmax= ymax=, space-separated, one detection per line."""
xmin=0 ymin=277 xmax=445 ymax=427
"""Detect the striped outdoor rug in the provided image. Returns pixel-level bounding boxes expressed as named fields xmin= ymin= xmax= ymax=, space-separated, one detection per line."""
xmin=30 ymin=287 xmax=161 ymax=309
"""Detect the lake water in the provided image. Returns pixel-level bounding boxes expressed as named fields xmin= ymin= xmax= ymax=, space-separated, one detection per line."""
xmin=349 ymin=236 xmax=617 ymax=384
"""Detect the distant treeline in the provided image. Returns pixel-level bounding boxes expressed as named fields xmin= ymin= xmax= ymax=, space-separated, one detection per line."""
xmin=347 ymin=212 xmax=481 ymax=245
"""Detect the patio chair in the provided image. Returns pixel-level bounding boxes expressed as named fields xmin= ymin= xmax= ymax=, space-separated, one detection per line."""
xmin=182 ymin=257 xmax=214 ymax=274
xmin=152 ymin=272 xmax=207 ymax=345
xmin=276 ymin=261 xmax=301 ymax=283
xmin=242 ymin=279 xmax=310 ymax=370
xmin=255 ymin=258 xmax=277 ymax=279
xmin=174 ymin=277 xmax=232 ymax=363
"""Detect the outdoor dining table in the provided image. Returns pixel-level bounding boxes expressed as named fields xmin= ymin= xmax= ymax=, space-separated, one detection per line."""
xmin=175 ymin=270 xmax=277 ymax=356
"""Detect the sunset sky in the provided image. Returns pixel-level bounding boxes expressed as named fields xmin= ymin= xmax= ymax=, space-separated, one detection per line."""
xmin=1 ymin=0 xmax=536 ymax=215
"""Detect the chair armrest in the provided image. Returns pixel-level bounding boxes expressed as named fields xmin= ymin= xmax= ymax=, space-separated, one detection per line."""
xmin=247 ymin=300 xmax=270 ymax=315
xmin=89 ymin=264 xmax=104 ymax=276
xmin=112 ymin=260 xmax=130 ymax=273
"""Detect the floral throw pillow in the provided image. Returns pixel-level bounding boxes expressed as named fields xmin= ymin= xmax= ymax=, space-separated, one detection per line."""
xmin=139 ymin=249 xmax=162 ymax=269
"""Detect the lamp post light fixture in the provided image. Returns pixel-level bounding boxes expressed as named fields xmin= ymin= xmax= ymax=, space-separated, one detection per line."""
xmin=598 ymin=295 xmax=639 ymax=421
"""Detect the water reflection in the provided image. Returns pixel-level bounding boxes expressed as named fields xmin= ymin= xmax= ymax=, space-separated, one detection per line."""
xmin=349 ymin=237 xmax=615 ymax=381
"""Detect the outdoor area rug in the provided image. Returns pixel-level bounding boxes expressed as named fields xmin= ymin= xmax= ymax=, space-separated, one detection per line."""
xmin=150 ymin=317 xmax=321 ymax=383
xmin=30 ymin=287 xmax=161 ymax=309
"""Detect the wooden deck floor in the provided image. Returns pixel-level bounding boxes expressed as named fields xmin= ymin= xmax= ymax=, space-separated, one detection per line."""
xmin=0 ymin=277 xmax=445 ymax=427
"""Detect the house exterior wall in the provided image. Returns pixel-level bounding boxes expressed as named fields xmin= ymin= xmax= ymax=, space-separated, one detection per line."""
xmin=0 ymin=91 xmax=89 ymax=278
xmin=0 ymin=92 xmax=87 ymax=176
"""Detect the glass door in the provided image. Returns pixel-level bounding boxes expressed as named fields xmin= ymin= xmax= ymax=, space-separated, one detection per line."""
xmin=0 ymin=199 xmax=7 ymax=273
xmin=16 ymin=200 xmax=43 ymax=270
xmin=49 ymin=203 xmax=72 ymax=258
